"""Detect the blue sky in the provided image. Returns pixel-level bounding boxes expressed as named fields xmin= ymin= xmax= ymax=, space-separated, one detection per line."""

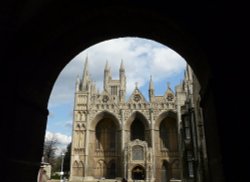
xmin=45 ymin=37 xmax=186 ymax=154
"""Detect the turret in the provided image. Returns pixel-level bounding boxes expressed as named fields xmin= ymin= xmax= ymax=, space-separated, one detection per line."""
xmin=104 ymin=60 xmax=109 ymax=90
xmin=81 ymin=56 xmax=90 ymax=91
xmin=119 ymin=59 xmax=126 ymax=102
xmin=149 ymin=75 xmax=155 ymax=102
xmin=75 ymin=75 xmax=80 ymax=92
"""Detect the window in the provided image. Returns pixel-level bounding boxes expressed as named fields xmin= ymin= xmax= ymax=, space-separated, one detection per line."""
xmin=111 ymin=86 xmax=117 ymax=95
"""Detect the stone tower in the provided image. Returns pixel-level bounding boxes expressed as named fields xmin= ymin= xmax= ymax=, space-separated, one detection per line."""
xmin=70 ymin=58 xmax=206 ymax=182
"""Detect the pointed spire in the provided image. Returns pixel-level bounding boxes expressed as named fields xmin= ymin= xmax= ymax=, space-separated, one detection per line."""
xmin=76 ymin=75 xmax=80 ymax=91
xmin=149 ymin=75 xmax=154 ymax=90
xmin=120 ymin=59 xmax=125 ymax=71
xmin=82 ymin=56 xmax=89 ymax=78
xmin=167 ymin=82 xmax=171 ymax=89
xmin=135 ymin=82 xmax=138 ymax=89
xmin=105 ymin=60 xmax=109 ymax=71
xmin=76 ymin=74 xmax=80 ymax=84
xmin=82 ymin=56 xmax=90 ymax=91
xmin=149 ymin=75 xmax=154 ymax=102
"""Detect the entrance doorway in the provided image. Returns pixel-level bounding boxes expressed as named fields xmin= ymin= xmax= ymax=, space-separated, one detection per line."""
xmin=132 ymin=166 xmax=145 ymax=180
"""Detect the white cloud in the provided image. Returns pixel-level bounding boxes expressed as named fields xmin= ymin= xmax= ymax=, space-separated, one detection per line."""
xmin=45 ymin=131 xmax=71 ymax=145
xmin=48 ymin=37 xmax=186 ymax=108
xmin=45 ymin=131 xmax=72 ymax=156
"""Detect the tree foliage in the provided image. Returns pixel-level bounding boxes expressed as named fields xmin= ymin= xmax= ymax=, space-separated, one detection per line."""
xmin=43 ymin=134 xmax=58 ymax=168
xmin=63 ymin=142 xmax=72 ymax=177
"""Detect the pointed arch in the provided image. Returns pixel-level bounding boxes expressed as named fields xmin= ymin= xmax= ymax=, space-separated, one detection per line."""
xmin=79 ymin=161 xmax=85 ymax=176
xmin=90 ymin=111 xmax=121 ymax=130
xmin=96 ymin=160 xmax=107 ymax=178
xmin=72 ymin=161 xmax=79 ymax=176
xmin=125 ymin=111 xmax=150 ymax=146
xmin=95 ymin=118 xmax=117 ymax=151
xmin=155 ymin=110 xmax=177 ymax=130
xmin=132 ymin=165 xmax=146 ymax=180
xmin=157 ymin=112 xmax=178 ymax=152
xmin=125 ymin=111 xmax=150 ymax=130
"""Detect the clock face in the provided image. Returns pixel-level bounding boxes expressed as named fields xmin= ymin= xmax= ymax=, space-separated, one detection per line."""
xmin=102 ymin=95 xmax=109 ymax=102
xmin=134 ymin=94 xmax=141 ymax=102
xmin=166 ymin=93 xmax=174 ymax=101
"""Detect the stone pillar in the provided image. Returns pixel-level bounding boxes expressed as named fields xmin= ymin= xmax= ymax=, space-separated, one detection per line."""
xmin=5 ymin=99 xmax=48 ymax=182
xmin=121 ymin=109 xmax=126 ymax=178
xmin=84 ymin=113 xmax=90 ymax=176
xmin=149 ymin=108 xmax=156 ymax=182
xmin=200 ymin=81 xmax=224 ymax=182
xmin=121 ymin=109 xmax=125 ymax=150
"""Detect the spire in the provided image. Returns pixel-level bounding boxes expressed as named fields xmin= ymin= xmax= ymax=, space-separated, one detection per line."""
xmin=82 ymin=56 xmax=89 ymax=78
xmin=120 ymin=59 xmax=125 ymax=71
xmin=82 ymin=56 xmax=90 ymax=91
xmin=149 ymin=75 xmax=154 ymax=90
xmin=167 ymin=82 xmax=171 ymax=89
xmin=149 ymin=76 xmax=155 ymax=102
xmin=135 ymin=82 xmax=138 ymax=89
xmin=104 ymin=60 xmax=109 ymax=90
xmin=105 ymin=60 xmax=109 ymax=71
xmin=75 ymin=75 xmax=80 ymax=92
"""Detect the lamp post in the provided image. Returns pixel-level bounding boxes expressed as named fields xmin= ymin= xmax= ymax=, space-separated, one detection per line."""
xmin=60 ymin=153 xmax=65 ymax=182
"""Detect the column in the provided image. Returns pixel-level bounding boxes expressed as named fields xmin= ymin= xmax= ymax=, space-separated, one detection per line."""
xmin=150 ymin=108 xmax=155 ymax=182
xmin=84 ymin=112 xmax=89 ymax=177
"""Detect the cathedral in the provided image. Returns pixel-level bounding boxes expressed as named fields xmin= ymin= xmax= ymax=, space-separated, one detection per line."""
xmin=69 ymin=57 xmax=208 ymax=182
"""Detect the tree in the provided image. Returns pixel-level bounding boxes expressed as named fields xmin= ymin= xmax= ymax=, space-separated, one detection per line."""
xmin=43 ymin=134 xmax=58 ymax=168
xmin=63 ymin=142 xmax=72 ymax=178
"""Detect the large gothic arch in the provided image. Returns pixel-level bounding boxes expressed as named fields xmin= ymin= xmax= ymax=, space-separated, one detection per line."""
xmin=125 ymin=111 xmax=150 ymax=131
xmin=155 ymin=110 xmax=177 ymax=130
xmin=4 ymin=1 xmax=241 ymax=182
xmin=87 ymin=111 xmax=122 ymax=179
xmin=90 ymin=111 xmax=121 ymax=131
xmin=125 ymin=111 xmax=151 ymax=146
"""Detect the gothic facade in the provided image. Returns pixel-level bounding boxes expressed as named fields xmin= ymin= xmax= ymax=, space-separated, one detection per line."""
xmin=69 ymin=58 xmax=207 ymax=182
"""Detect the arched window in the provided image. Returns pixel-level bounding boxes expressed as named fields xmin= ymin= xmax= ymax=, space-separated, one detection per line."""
xmin=73 ymin=161 xmax=79 ymax=176
xmin=79 ymin=161 xmax=84 ymax=176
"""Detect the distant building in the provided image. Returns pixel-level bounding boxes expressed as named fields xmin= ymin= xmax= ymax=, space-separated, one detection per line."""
xmin=69 ymin=57 xmax=207 ymax=182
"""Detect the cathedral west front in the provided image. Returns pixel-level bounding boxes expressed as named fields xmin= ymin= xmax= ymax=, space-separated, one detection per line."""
xmin=70 ymin=57 xmax=206 ymax=182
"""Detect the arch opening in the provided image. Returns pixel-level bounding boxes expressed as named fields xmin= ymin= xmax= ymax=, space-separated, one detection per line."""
xmin=45 ymin=36 xmax=213 ymax=182
xmin=131 ymin=119 xmax=145 ymax=141
xmin=96 ymin=119 xmax=117 ymax=151
xmin=132 ymin=166 xmax=146 ymax=180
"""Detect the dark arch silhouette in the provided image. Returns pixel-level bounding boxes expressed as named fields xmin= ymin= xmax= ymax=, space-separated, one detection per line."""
xmin=2 ymin=1 xmax=245 ymax=182
xmin=132 ymin=165 xmax=146 ymax=180
xmin=131 ymin=119 xmax=145 ymax=141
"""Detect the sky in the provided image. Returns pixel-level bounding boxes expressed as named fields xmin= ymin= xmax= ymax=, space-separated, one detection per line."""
xmin=45 ymin=37 xmax=186 ymax=155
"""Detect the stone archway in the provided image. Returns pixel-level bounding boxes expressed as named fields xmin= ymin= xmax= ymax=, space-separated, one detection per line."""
xmin=4 ymin=2 xmax=234 ymax=182
xmin=132 ymin=165 xmax=146 ymax=180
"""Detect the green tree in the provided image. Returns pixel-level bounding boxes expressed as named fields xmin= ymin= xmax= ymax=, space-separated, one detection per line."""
xmin=63 ymin=142 xmax=72 ymax=177
xmin=43 ymin=134 xmax=58 ymax=170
